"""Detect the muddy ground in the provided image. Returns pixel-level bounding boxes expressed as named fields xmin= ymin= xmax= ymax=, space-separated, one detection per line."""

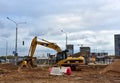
xmin=0 ymin=63 xmax=120 ymax=83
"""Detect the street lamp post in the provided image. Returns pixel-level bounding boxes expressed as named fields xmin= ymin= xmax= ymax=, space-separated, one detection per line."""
xmin=7 ymin=17 xmax=26 ymax=65
xmin=61 ymin=30 xmax=67 ymax=49
xmin=7 ymin=17 xmax=18 ymax=56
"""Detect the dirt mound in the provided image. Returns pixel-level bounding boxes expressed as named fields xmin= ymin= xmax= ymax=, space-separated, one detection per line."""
xmin=0 ymin=63 xmax=18 ymax=70
xmin=0 ymin=63 xmax=18 ymax=75
xmin=100 ymin=59 xmax=120 ymax=74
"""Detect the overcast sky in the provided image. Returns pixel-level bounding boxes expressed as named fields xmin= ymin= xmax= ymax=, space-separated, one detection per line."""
xmin=0 ymin=0 xmax=120 ymax=56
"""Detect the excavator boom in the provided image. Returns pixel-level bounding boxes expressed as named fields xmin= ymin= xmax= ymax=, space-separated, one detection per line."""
xmin=37 ymin=41 xmax=62 ymax=52
xmin=28 ymin=36 xmax=62 ymax=58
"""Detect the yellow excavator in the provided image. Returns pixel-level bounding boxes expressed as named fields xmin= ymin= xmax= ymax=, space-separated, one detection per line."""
xmin=20 ymin=36 xmax=67 ymax=67
xmin=20 ymin=36 xmax=85 ymax=70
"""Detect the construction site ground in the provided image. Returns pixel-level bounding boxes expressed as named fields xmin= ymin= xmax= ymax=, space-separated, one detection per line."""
xmin=0 ymin=63 xmax=120 ymax=83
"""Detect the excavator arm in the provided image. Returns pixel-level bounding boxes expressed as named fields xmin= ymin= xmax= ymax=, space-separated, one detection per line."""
xmin=28 ymin=36 xmax=37 ymax=59
xmin=28 ymin=36 xmax=62 ymax=59
xmin=37 ymin=41 xmax=62 ymax=52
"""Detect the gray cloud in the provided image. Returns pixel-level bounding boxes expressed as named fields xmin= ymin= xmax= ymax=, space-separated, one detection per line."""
xmin=0 ymin=0 xmax=120 ymax=55
xmin=0 ymin=20 xmax=5 ymax=28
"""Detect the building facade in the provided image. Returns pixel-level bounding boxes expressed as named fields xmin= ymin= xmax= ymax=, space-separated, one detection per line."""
xmin=115 ymin=34 xmax=120 ymax=56
xmin=80 ymin=47 xmax=90 ymax=56
xmin=66 ymin=44 xmax=74 ymax=56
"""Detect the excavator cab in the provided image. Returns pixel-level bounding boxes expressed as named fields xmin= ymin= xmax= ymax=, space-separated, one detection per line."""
xmin=56 ymin=50 xmax=68 ymax=63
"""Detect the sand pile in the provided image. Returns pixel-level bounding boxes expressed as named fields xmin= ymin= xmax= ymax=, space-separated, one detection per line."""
xmin=100 ymin=59 xmax=120 ymax=74
xmin=0 ymin=63 xmax=18 ymax=70
xmin=0 ymin=63 xmax=18 ymax=75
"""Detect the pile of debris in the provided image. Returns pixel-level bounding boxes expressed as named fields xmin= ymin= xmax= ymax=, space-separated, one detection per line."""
xmin=100 ymin=59 xmax=120 ymax=74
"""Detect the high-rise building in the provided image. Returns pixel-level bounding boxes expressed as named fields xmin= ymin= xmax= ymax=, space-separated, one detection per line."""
xmin=80 ymin=47 xmax=90 ymax=56
xmin=114 ymin=34 xmax=120 ymax=56
xmin=66 ymin=44 xmax=74 ymax=56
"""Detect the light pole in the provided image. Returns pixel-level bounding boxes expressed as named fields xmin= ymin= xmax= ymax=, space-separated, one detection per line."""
xmin=7 ymin=17 xmax=26 ymax=65
xmin=61 ymin=30 xmax=67 ymax=49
